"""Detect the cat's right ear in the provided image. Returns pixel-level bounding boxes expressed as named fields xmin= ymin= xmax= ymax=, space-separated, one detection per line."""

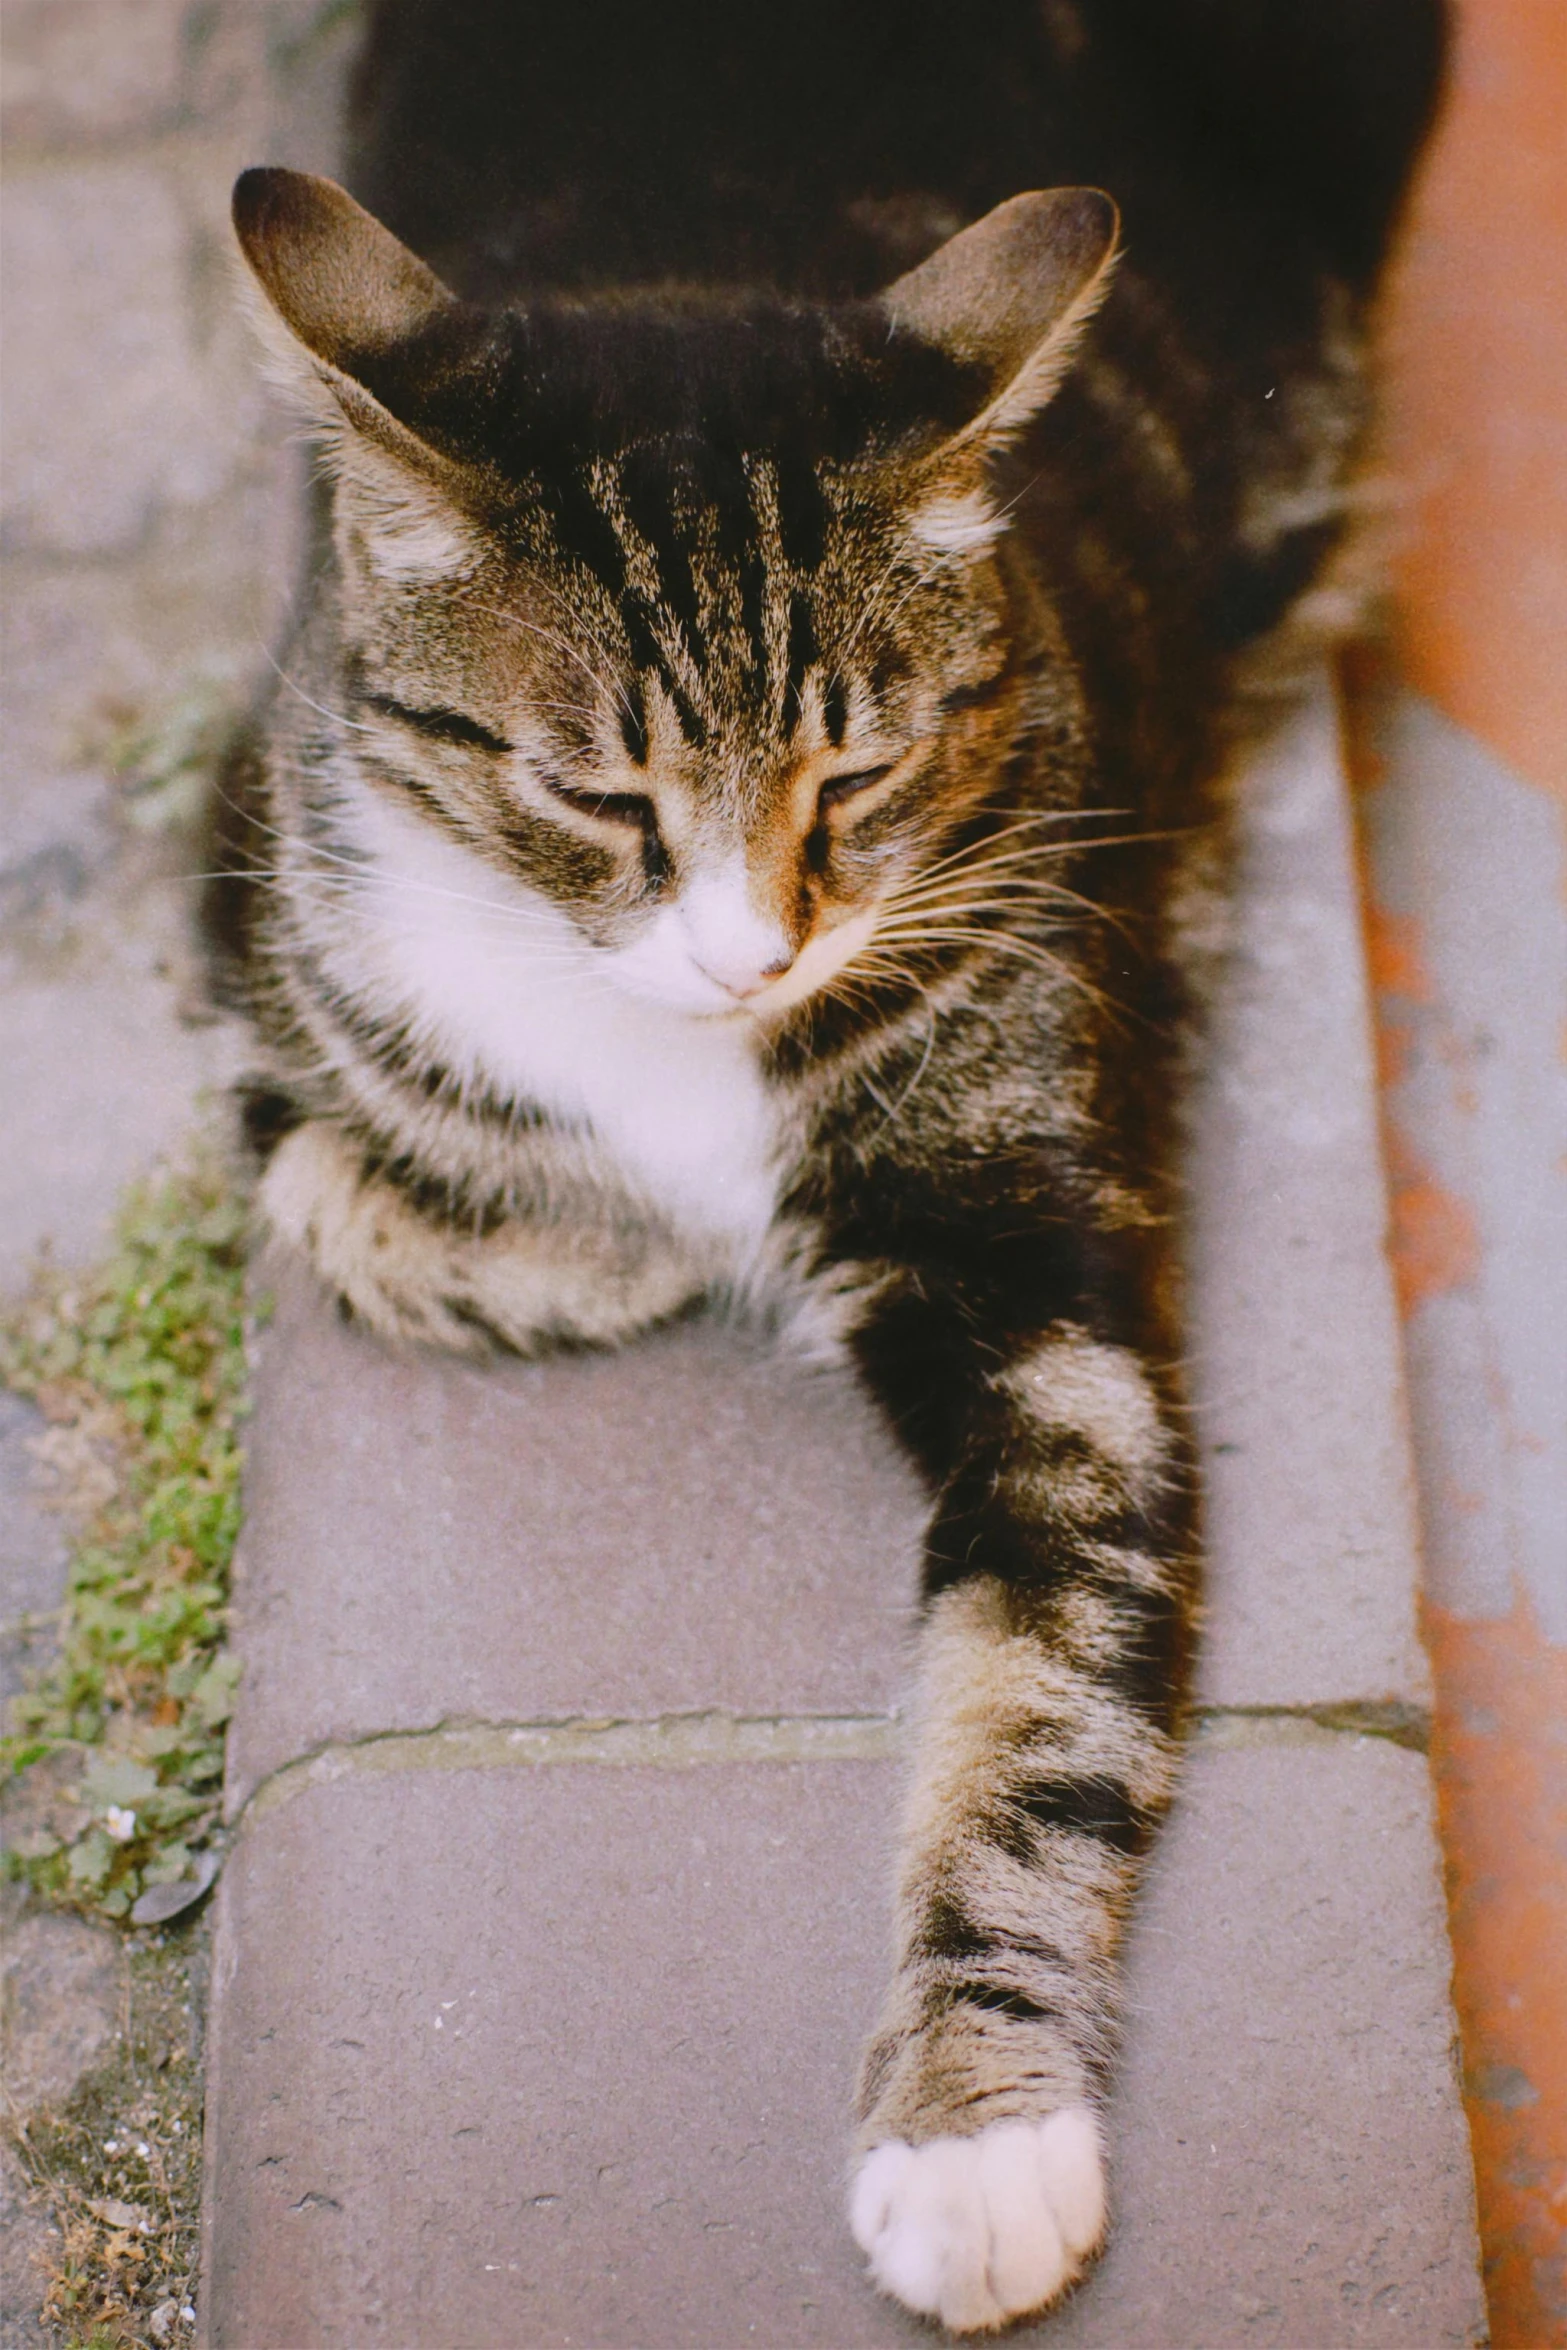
xmin=232 ymin=168 xmax=477 ymax=579
xmin=882 ymin=189 xmax=1120 ymax=455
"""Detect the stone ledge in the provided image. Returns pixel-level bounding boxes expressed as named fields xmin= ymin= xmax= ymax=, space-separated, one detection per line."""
xmin=201 ymin=1736 xmax=1483 ymax=2349
xmin=1187 ymin=679 xmax=1431 ymax=1711
xmin=224 ymin=1270 xmax=930 ymax=1812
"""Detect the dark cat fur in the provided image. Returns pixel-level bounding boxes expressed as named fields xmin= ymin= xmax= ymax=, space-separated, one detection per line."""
xmin=212 ymin=2 xmax=1444 ymax=2328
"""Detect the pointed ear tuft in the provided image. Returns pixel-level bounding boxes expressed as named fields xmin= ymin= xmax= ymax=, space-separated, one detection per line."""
xmin=232 ymin=168 xmax=458 ymax=377
xmin=231 ymin=170 xmax=477 ymax=584
xmin=883 ymin=188 xmax=1119 ymax=452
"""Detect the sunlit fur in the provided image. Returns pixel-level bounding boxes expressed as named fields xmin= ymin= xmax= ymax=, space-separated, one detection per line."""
xmin=210 ymin=3 xmax=1445 ymax=2329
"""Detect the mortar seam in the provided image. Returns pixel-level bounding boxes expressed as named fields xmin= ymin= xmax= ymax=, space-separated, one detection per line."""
xmin=223 ymin=1693 xmax=1431 ymax=1836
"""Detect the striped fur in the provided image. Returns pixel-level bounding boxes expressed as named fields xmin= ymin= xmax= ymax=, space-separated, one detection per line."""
xmin=213 ymin=4 xmax=1444 ymax=2328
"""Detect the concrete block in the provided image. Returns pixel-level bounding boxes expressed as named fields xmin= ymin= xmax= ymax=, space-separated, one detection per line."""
xmin=0 ymin=1391 xmax=68 ymax=1704
xmin=0 ymin=162 xmax=267 ymax=557
xmin=202 ymin=1734 xmax=1482 ymax=2347
xmin=0 ymin=1900 xmax=126 ymax=2115
xmin=1360 ymin=689 xmax=1567 ymax=1636
xmin=1187 ymin=681 xmax=1431 ymax=1710
xmin=0 ymin=2137 xmax=59 ymax=2350
xmin=225 ymin=1261 xmax=929 ymax=1809
xmin=0 ymin=893 xmax=249 ymax=1289
xmin=1049 ymin=1731 xmax=1482 ymax=2349
xmin=0 ymin=0 xmax=189 ymax=151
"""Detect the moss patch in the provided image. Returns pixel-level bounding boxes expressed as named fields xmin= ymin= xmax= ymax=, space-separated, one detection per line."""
xmin=1 ymin=1159 xmax=252 ymax=1924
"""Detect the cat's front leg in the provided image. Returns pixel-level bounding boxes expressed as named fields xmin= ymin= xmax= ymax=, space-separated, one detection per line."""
xmin=849 ymin=1318 xmax=1192 ymax=2332
xmin=259 ymin=1118 xmax=706 ymax=1354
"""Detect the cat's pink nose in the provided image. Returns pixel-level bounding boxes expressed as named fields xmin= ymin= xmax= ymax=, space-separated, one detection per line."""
xmin=692 ymin=950 xmax=795 ymax=1000
xmin=678 ymin=860 xmax=795 ymax=998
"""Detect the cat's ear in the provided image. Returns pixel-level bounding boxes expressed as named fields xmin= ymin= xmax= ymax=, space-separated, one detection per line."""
xmin=233 ymin=167 xmax=458 ymax=379
xmin=882 ymin=188 xmax=1119 ymax=455
xmin=232 ymin=168 xmax=477 ymax=580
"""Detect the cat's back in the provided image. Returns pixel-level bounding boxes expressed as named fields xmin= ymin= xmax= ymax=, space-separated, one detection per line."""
xmin=347 ymin=0 xmax=1444 ymax=308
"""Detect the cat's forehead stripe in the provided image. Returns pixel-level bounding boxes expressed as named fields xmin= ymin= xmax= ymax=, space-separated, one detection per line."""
xmin=559 ymin=440 xmax=856 ymax=750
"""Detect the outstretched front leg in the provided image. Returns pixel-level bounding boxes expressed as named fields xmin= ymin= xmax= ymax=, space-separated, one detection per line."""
xmin=848 ymin=1283 xmax=1195 ymax=2333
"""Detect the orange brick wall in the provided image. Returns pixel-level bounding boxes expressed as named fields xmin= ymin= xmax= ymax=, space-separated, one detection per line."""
xmin=1379 ymin=0 xmax=1567 ymax=801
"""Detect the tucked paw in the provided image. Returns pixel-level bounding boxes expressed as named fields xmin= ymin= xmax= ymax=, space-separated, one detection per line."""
xmin=849 ymin=2108 xmax=1106 ymax=2335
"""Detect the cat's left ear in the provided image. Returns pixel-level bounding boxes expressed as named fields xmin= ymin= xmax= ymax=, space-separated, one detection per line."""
xmin=881 ymin=188 xmax=1119 ymax=456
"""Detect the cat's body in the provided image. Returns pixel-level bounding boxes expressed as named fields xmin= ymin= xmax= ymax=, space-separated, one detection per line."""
xmin=214 ymin=2 xmax=1444 ymax=2327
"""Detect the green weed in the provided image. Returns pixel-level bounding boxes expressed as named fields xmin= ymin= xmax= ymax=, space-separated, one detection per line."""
xmin=1 ymin=1159 xmax=253 ymax=1924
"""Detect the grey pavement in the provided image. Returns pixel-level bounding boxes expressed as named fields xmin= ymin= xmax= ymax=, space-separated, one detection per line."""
xmin=1360 ymin=689 xmax=1567 ymax=1641
xmin=206 ymin=1738 xmax=1476 ymax=2350
xmin=200 ymin=683 xmax=1485 ymax=2346
xmin=0 ymin=1392 xmax=68 ymax=1712
xmin=0 ymin=0 xmax=358 ymax=1296
xmin=0 ymin=16 xmax=357 ymax=2348
xmin=1186 ymin=686 xmax=1433 ymax=1712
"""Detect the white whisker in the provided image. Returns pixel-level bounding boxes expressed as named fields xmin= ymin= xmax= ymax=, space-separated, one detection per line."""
xmin=259 ymin=645 xmax=381 ymax=737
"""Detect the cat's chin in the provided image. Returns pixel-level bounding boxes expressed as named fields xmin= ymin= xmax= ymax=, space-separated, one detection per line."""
xmin=849 ymin=2109 xmax=1107 ymax=2335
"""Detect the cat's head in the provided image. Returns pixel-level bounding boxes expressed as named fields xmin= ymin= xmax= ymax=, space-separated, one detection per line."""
xmin=234 ymin=168 xmax=1116 ymax=1018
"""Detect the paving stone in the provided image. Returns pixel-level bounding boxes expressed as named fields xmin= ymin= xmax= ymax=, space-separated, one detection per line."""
xmin=225 ymin=1261 xmax=929 ymax=1807
xmin=1187 ymin=682 xmax=1431 ymax=1710
xmin=0 ymin=1391 xmax=68 ymax=1706
xmin=0 ymin=1900 xmax=125 ymax=2115
xmin=1 ymin=496 xmax=300 ymax=841
xmin=0 ymin=0 xmax=191 ymax=151
xmin=202 ymin=1734 xmax=1482 ymax=2348
xmin=0 ymin=2137 xmax=60 ymax=2350
xmin=0 ymin=895 xmax=249 ymax=1291
xmin=0 ymin=161 xmax=267 ymax=558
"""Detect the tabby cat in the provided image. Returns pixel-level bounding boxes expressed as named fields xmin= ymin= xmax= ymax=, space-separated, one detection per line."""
xmin=214 ymin=0 xmax=1444 ymax=2327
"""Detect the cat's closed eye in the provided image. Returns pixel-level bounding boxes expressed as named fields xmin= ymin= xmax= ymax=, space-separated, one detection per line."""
xmin=817 ymin=764 xmax=895 ymax=814
xmin=544 ymin=778 xmax=670 ymax=883
xmin=544 ymin=778 xmax=659 ymax=831
xmin=363 ymin=693 xmax=511 ymax=756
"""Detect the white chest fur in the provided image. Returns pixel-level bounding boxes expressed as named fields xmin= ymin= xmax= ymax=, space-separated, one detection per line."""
xmin=334 ymin=789 xmax=786 ymax=1257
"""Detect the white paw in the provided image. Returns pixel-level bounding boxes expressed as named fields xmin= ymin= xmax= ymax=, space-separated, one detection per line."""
xmin=849 ymin=2108 xmax=1106 ymax=2335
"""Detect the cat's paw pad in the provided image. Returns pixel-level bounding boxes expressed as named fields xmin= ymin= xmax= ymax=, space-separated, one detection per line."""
xmin=849 ymin=2108 xmax=1106 ymax=2335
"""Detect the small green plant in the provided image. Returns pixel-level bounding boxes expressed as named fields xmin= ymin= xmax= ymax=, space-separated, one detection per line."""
xmin=97 ymin=667 xmax=244 ymax=836
xmin=1 ymin=1158 xmax=252 ymax=1923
